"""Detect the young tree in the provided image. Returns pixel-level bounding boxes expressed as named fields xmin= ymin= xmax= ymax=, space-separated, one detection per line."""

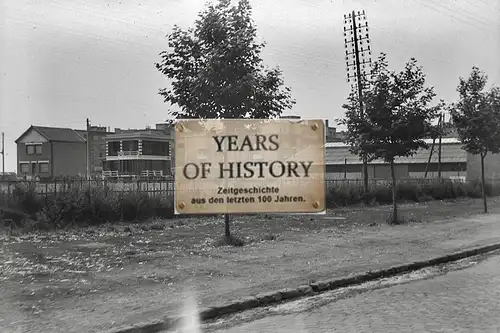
xmin=450 ymin=67 xmax=500 ymax=213
xmin=338 ymin=53 xmax=440 ymax=224
xmin=155 ymin=0 xmax=295 ymax=239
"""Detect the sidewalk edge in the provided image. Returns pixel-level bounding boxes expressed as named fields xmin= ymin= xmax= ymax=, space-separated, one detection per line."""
xmin=107 ymin=243 xmax=500 ymax=333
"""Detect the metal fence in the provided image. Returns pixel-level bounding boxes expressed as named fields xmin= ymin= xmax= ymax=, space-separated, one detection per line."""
xmin=0 ymin=178 xmax=175 ymax=198
xmin=1 ymin=175 xmax=494 ymax=200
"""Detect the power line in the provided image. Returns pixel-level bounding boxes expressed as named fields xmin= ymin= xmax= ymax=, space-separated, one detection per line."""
xmin=475 ymin=0 xmax=500 ymax=10
xmin=424 ymin=0 xmax=496 ymax=28
xmin=416 ymin=0 xmax=497 ymax=33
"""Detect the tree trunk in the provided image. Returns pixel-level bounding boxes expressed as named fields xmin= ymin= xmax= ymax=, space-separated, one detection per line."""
xmin=481 ymin=153 xmax=488 ymax=214
xmin=224 ymin=214 xmax=231 ymax=238
xmin=390 ymin=159 xmax=398 ymax=224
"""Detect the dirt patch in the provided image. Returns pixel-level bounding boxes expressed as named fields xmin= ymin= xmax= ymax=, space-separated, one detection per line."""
xmin=0 ymin=197 xmax=499 ymax=333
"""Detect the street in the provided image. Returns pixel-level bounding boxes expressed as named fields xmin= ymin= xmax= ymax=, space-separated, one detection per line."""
xmin=204 ymin=253 xmax=500 ymax=333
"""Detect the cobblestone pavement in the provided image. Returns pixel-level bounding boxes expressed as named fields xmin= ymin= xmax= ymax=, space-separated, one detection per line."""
xmin=214 ymin=253 xmax=500 ymax=333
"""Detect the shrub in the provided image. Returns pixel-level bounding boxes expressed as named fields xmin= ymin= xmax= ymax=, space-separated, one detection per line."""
xmin=1 ymin=181 xmax=174 ymax=231
xmin=325 ymin=178 xmax=500 ymax=207
xmin=396 ymin=182 xmax=422 ymax=202
xmin=9 ymin=182 xmax=44 ymax=218
xmin=464 ymin=180 xmax=482 ymax=198
xmin=3 ymin=177 xmax=500 ymax=232
xmin=327 ymin=181 xmax=365 ymax=207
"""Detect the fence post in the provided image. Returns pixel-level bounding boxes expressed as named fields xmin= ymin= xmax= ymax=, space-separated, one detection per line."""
xmin=88 ymin=177 xmax=91 ymax=205
xmin=7 ymin=181 xmax=11 ymax=205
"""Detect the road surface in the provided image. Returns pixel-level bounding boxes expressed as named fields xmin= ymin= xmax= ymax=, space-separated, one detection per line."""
xmin=204 ymin=253 xmax=500 ymax=333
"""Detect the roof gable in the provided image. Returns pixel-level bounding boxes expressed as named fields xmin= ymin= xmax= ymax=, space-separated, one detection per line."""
xmin=15 ymin=126 xmax=49 ymax=144
xmin=16 ymin=125 xmax=86 ymax=143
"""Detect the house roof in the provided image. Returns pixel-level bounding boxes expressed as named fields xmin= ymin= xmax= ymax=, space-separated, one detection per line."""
xmin=15 ymin=125 xmax=86 ymax=143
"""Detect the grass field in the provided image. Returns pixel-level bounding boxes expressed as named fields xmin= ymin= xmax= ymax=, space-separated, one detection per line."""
xmin=1 ymin=196 xmax=499 ymax=332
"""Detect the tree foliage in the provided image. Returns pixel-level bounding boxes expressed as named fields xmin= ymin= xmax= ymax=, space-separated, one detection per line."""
xmin=338 ymin=53 xmax=441 ymax=224
xmin=449 ymin=66 xmax=500 ymax=213
xmin=155 ymin=0 xmax=295 ymax=240
xmin=155 ymin=0 xmax=295 ymax=121
xmin=338 ymin=53 xmax=441 ymax=164
xmin=450 ymin=67 xmax=500 ymax=158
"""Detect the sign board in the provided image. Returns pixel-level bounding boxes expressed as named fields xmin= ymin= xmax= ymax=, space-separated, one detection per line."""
xmin=174 ymin=119 xmax=325 ymax=214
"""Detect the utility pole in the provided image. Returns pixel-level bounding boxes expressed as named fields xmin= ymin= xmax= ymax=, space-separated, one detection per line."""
xmin=424 ymin=136 xmax=436 ymax=178
xmin=344 ymin=10 xmax=372 ymax=193
xmin=1 ymin=132 xmax=4 ymax=180
xmin=86 ymin=118 xmax=91 ymax=180
xmin=437 ymin=113 xmax=443 ymax=180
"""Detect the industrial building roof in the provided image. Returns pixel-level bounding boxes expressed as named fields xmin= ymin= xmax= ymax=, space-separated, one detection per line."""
xmin=324 ymin=138 xmax=461 ymax=148
xmin=324 ymin=138 xmax=466 ymax=165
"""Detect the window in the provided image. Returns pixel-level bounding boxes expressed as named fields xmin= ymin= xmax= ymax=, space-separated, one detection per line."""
xmin=39 ymin=163 xmax=49 ymax=173
xmin=26 ymin=145 xmax=35 ymax=155
xmin=35 ymin=145 xmax=42 ymax=154
xmin=20 ymin=163 xmax=29 ymax=173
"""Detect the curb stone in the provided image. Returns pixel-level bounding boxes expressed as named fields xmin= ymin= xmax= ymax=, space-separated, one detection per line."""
xmin=107 ymin=243 xmax=500 ymax=333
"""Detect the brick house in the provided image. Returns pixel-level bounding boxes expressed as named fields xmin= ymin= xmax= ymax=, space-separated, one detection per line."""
xmin=15 ymin=126 xmax=87 ymax=180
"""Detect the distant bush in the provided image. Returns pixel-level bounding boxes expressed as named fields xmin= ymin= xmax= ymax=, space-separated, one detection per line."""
xmin=326 ymin=179 xmax=500 ymax=208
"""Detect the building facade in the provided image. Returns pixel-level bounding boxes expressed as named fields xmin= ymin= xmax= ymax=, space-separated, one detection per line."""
xmin=15 ymin=126 xmax=87 ymax=180
xmin=75 ymin=126 xmax=113 ymax=177
xmin=103 ymin=124 xmax=174 ymax=178
xmin=325 ymin=138 xmax=467 ymax=180
xmin=466 ymin=152 xmax=500 ymax=181
xmin=279 ymin=116 xmax=343 ymax=142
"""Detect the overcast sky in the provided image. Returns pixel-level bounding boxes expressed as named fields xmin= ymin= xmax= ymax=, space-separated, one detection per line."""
xmin=1 ymin=0 xmax=499 ymax=171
